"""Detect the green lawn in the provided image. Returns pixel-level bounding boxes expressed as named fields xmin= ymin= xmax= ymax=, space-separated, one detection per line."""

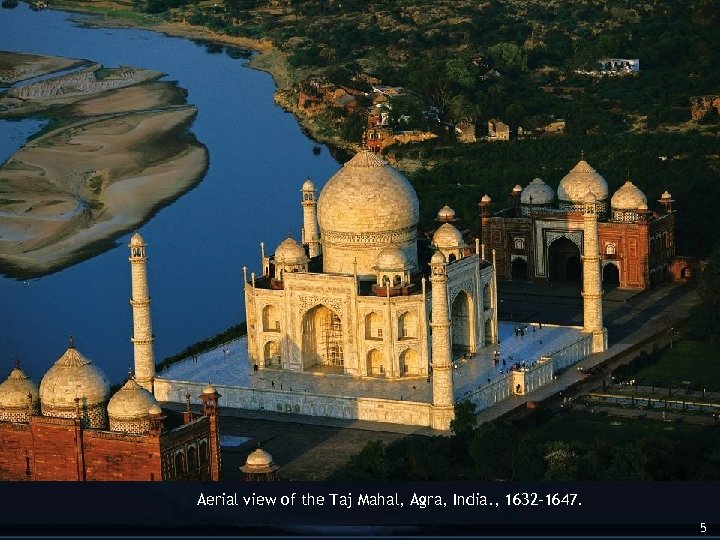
xmin=532 ymin=410 xmax=720 ymax=446
xmin=633 ymin=341 xmax=720 ymax=392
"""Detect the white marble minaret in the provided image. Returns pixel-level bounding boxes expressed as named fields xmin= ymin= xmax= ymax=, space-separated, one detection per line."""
xmin=581 ymin=193 xmax=608 ymax=352
xmin=129 ymin=232 xmax=155 ymax=392
xmin=429 ymin=250 xmax=454 ymax=430
xmin=301 ymin=178 xmax=321 ymax=258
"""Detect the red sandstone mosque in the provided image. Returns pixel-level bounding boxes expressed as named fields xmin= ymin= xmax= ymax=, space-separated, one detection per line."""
xmin=479 ymin=157 xmax=683 ymax=289
xmin=0 ymin=233 xmax=222 ymax=481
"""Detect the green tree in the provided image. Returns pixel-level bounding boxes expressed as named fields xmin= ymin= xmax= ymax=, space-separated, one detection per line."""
xmin=387 ymin=95 xmax=425 ymax=130
xmin=451 ymin=400 xmax=477 ymax=438
xmin=488 ymin=42 xmax=529 ymax=75
xmin=330 ymin=440 xmax=389 ymax=480
xmin=543 ymin=441 xmax=578 ymax=480
xmin=604 ymin=442 xmax=649 ymax=480
xmin=691 ymin=242 xmax=720 ymax=341
xmin=470 ymin=422 xmax=521 ymax=480
xmin=448 ymin=94 xmax=479 ymax=124
xmin=445 ymin=58 xmax=478 ymax=90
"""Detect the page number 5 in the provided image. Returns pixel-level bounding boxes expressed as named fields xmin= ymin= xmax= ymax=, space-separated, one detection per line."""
xmin=701 ymin=523 xmax=707 ymax=534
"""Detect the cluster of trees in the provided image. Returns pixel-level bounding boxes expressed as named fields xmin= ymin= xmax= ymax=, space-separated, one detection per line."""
xmin=330 ymin=403 xmax=720 ymax=480
xmin=611 ymin=351 xmax=659 ymax=384
xmin=687 ymin=242 xmax=720 ymax=342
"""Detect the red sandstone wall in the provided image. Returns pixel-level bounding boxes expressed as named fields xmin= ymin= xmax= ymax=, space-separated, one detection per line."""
xmin=0 ymin=423 xmax=33 ymax=480
xmin=30 ymin=418 xmax=81 ymax=480
xmin=83 ymin=433 xmax=162 ymax=481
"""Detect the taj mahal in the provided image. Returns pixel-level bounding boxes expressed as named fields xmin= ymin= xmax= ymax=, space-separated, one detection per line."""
xmin=153 ymin=150 xmax=608 ymax=430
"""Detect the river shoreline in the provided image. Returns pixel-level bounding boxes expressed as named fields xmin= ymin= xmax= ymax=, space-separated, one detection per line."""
xmin=47 ymin=1 xmax=354 ymax=153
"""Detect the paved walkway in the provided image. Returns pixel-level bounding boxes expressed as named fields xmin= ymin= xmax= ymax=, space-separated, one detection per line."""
xmin=476 ymin=281 xmax=698 ymax=423
xmin=159 ymin=322 xmax=585 ymax=405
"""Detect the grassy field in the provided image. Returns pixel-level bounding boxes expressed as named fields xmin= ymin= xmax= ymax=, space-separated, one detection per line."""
xmin=634 ymin=341 xmax=720 ymax=391
xmin=532 ymin=410 xmax=720 ymax=446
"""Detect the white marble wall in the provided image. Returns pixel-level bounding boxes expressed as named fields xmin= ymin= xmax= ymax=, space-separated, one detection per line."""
xmin=154 ymin=379 xmax=433 ymax=428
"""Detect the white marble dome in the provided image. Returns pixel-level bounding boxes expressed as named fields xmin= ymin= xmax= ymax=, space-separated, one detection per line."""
xmin=437 ymin=205 xmax=456 ymax=221
xmin=0 ymin=366 xmax=39 ymax=410
xmin=39 ymin=345 xmax=110 ymax=411
xmin=274 ymin=237 xmax=308 ymax=265
xmin=557 ymin=160 xmax=608 ymax=203
xmin=247 ymin=448 xmax=272 ymax=467
xmin=203 ymin=384 xmax=217 ymax=395
xmin=374 ymin=246 xmax=410 ymax=271
xmin=107 ymin=378 xmax=157 ymax=421
xmin=241 ymin=447 xmax=279 ymax=475
xmin=317 ymin=151 xmax=419 ymax=278
xmin=480 ymin=194 xmax=492 ymax=204
xmin=301 ymin=178 xmax=315 ymax=191
xmin=432 ymin=223 xmax=465 ymax=249
xmin=129 ymin=232 xmax=145 ymax=247
xmin=521 ymin=178 xmax=555 ymax=205
xmin=431 ymin=250 xmax=446 ymax=265
xmin=611 ymin=181 xmax=647 ymax=210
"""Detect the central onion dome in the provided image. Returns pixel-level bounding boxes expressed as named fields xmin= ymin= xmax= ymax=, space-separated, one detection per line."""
xmin=39 ymin=343 xmax=110 ymax=428
xmin=521 ymin=178 xmax=555 ymax=205
xmin=557 ymin=160 xmax=608 ymax=204
xmin=0 ymin=364 xmax=39 ymax=421
xmin=611 ymin=180 xmax=647 ymax=210
xmin=317 ymin=151 xmax=419 ymax=278
xmin=107 ymin=378 xmax=158 ymax=434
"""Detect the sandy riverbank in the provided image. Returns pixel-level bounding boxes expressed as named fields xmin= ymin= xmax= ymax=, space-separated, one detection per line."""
xmin=0 ymin=51 xmax=88 ymax=86
xmin=0 ymin=52 xmax=208 ymax=278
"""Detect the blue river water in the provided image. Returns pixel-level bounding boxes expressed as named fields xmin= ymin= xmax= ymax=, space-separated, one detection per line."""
xmin=0 ymin=7 xmax=340 ymax=384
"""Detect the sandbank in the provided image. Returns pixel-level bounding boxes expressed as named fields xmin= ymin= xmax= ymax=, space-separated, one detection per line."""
xmin=0 ymin=52 xmax=208 ymax=277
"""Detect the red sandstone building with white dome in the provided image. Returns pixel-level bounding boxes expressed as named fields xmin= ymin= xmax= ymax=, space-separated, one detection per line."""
xmin=0 ymin=233 xmax=222 ymax=481
xmin=480 ymin=158 xmax=679 ymax=289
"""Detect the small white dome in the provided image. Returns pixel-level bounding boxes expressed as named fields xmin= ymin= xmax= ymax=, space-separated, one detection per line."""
xmin=246 ymin=448 xmax=273 ymax=467
xmin=557 ymin=160 xmax=608 ymax=203
xmin=611 ymin=181 xmax=647 ymax=210
xmin=521 ymin=178 xmax=555 ymax=205
xmin=432 ymin=223 xmax=465 ymax=250
xmin=301 ymin=178 xmax=315 ymax=191
xmin=0 ymin=366 xmax=39 ymax=409
xmin=129 ymin=232 xmax=145 ymax=247
xmin=480 ymin=194 xmax=492 ymax=204
xmin=374 ymin=246 xmax=410 ymax=271
xmin=660 ymin=190 xmax=673 ymax=200
xmin=274 ymin=237 xmax=308 ymax=265
xmin=437 ymin=205 xmax=456 ymax=221
xmin=202 ymin=384 xmax=217 ymax=395
xmin=512 ymin=184 xmax=523 ymax=193
xmin=107 ymin=378 xmax=157 ymax=421
xmin=430 ymin=251 xmax=446 ymax=265
xmin=39 ymin=345 xmax=110 ymax=410
xmin=241 ymin=447 xmax=279 ymax=475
